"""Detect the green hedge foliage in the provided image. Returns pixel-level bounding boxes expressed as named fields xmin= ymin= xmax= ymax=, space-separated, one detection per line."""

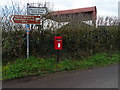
xmin=2 ymin=25 xmax=118 ymax=61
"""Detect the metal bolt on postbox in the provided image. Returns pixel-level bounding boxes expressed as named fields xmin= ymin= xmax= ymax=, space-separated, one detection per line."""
xmin=54 ymin=36 xmax=63 ymax=50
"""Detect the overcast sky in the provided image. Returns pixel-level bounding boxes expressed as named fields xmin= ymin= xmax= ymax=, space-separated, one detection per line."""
xmin=0 ymin=0 xmax=119 ymax=17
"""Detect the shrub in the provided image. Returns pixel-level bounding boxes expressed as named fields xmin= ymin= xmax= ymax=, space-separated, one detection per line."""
xmin=2 ymin=17 xmax=119 ymax=61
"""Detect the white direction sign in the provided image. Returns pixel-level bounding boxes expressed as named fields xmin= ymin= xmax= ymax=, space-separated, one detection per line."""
xmin=27 ymin=7 xmax=48 ymax=15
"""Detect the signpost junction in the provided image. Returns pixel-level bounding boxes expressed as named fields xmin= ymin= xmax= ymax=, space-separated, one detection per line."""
xmin=10 ymin=3 xmax=48 ymax=58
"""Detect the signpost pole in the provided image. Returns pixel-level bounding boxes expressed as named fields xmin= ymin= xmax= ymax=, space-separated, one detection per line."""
xmin=26 ymin=24 xmax=30 ymax=58
xmin=26 ymin=3 xmax=29 ymax=59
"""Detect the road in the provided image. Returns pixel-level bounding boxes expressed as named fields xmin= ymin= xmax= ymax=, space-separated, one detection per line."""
xmin=3 ymin=64 xmax=118 ymax=88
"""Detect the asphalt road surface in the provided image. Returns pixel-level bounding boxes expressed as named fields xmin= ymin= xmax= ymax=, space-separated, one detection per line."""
xmin=3 ymin=64 xmax=118 ymax=88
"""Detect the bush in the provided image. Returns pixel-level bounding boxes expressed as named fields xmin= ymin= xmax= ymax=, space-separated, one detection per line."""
xmin=2 ymin=18 xmax=119 ymax=61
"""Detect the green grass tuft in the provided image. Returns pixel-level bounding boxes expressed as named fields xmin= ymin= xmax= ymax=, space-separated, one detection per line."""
xmin=2 ymin=53 xmax=120 ymax=80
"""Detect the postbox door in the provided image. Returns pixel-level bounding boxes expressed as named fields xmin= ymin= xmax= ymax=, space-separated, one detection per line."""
xmin=54 ymin=40 xmax=62 ymax=50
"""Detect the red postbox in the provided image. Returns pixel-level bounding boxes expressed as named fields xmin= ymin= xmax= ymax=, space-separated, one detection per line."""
xmin=54 ymin=36 xmax=63 ymax=50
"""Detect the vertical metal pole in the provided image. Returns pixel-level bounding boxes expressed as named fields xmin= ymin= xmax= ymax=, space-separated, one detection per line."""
xmin=57 ymin=50 xmax=59 ymax=62
xmin=26 ymin=3 xmax=29 ymax=58
xmin=26 ymin=24 xmax=30 ymax=58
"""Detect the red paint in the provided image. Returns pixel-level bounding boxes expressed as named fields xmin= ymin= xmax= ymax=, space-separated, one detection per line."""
xmin=54 ymin=36 xmax=63 ymax=50
xmin=51 ymin=6 xmax=97 ymax=20
xmin=11 ymin=15 xmax=41 ymax=24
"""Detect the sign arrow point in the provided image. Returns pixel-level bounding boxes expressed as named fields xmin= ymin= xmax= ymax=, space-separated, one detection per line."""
xmin=11 ymin=15 xmax=14 ymax=23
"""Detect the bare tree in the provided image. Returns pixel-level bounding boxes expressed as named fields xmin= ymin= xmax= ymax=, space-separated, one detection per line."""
xmin=1 ymin=1 xmax=26 ymax=32
xmin=97 ymin=16 xmax=119 ymax=26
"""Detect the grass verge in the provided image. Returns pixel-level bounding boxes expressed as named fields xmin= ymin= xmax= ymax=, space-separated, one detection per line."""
xmin=2 ymin=53 xmax=120 ymax=80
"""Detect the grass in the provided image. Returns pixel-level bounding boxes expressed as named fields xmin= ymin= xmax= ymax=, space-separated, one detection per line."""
xmin=2 ymin=53 xmax=120 ymax=80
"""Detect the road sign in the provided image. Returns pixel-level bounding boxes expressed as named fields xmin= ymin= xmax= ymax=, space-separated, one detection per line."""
xmin=27 ymin=7 xmax=48 ymax=15
xmin=10 ymin=15 xmax=41 ymax=24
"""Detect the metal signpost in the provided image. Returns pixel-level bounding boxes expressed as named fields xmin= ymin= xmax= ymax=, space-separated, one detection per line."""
xmin=26 ymin=24 xmax=30 ymax=58
xmin=10 ymin=3 xmax=48 ymax=58
xmin=26 ymin=3 xmax=48 ymax=58
xmin=10 ymin=15 xmax=41 ymax=58
xmin=27 ymin=7 xmax=48 ymax=15
xmin=10 ymin=15 xmax=41 ymax=24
